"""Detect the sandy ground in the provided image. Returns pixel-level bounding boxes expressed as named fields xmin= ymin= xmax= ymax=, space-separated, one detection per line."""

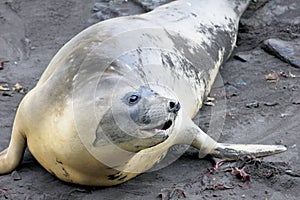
xmin=0 ymin=0 xmax=299 ymax=199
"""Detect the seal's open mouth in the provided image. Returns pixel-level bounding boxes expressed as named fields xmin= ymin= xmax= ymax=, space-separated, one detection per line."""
xmin=141 ymin=119 xmax=173 ymax=132
xmin=161 ymin=120 xmax=172 ymax=130
xmin=153 ymin=120 xmax=173 ymax=132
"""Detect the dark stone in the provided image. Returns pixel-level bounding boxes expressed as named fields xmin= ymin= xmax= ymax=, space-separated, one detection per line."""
xmin=234 ymin=52 xmax=252 ymax=62
xmin=262 ymin=38 xmax=300 ymax=68
xmin=2 ymin=91 xmax=13 ymax=97
xmin=225 ymin=85 xmax=240 ymax=98
xmin=11 ymin=171 xmax=22 ymax=181
xmin=132 ymin=0 xmax=174 ymax=11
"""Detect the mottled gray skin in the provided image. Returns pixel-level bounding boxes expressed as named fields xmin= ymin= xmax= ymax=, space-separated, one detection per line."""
xmin=0 ymin=0 xmax=286 ymax=186
xmin=93 ymin=86 xmax=179 ymax=152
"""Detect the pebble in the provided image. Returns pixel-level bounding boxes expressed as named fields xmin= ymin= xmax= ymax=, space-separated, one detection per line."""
xmin=225 ymin=85 xmax=239 ymax=98
xmin=292 ymin=16 xmax=300 ymax=25
xmin=0 ymin=84 xmax=10 ymax=91
xmin=264 ymin=102 xmax=279 ymax=107
xmin=0 ymin=60 xmax=9 ymax=70
xmin=93 ymin=3 xmax=107 ymax=12
xmin=235 ymin=81 xmax=247 ymax=86
xmin=292 ymin=97 xmax=300 ymax=105
xmin=88 ymin=1 xmax=142 ymax=24
xmin=2 ymin=91 xmax=13 ymax=97
xmin=234 ymin=52 xmax=252 ymax=62
xmin=245 ymin=101 xmax=259 ymax=108
xmin=262 ymin=38 xmax=300 ymax=68
xmin=11 ymin=171 xmax=22 ymax=181
xmin=227 ymin=81 xmax=247 ymax=87
xmin=133 ymin=0 xmax=174 ymax=11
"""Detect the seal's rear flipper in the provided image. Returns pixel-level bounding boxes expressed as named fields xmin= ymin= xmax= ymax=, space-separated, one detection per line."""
xmin=207 ymin=143 xmax=287 ymax=160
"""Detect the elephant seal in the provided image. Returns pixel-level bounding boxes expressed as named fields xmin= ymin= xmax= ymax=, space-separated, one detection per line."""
xmin=0 ymin=0 xmax=287 ymax=186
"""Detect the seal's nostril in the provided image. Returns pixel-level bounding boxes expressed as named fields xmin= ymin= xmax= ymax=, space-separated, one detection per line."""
xmin=169 ymin=101 xmax=176 ymax=109
xmin=168 ymin=101 xmax=181 ymax=113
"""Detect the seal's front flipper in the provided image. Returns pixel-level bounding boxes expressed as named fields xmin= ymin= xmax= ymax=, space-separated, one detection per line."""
xmin=190 ymin=127 xmax=287 ymax=160
xmin=208 ymin=143 xmax=287 ymax=160
xmin=0 ymin=125 xmax=26 ymax=174
xmin=181 ymin=115 xmax=287 ymax=161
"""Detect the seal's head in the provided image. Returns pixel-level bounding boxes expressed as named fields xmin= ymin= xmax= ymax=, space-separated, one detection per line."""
xmin=123 ymin=86 xmax=180 ymax=134
xmin=94 ymin=86 xmax=181 ymax=152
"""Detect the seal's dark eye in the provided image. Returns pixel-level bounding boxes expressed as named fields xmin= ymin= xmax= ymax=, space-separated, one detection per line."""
xmin=128 ymin=94 xmax=140 ymax=104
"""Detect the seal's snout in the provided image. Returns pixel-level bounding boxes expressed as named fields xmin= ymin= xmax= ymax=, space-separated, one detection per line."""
xmin=168 ymin=100 xmax=181 ymax=113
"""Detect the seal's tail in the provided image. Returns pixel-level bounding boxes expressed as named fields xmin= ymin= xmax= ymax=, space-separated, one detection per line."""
xmin=0 ymin=121 xmax=26 ymax=174
xmin=207 ymin=143 xmax=287 ymax=160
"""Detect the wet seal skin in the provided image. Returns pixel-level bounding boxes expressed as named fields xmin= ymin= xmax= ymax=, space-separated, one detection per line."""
xmin=0 ymin=0 xmax=286 ymax=186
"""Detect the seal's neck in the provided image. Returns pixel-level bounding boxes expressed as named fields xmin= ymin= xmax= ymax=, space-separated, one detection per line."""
xmin=172 ymin=111 xmax=219 ymax=157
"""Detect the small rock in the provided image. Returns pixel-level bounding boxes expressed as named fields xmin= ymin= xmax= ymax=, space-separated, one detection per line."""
xmin=93 ymin=3 xmax=107 ymax=12
xmin=0 ymin=59 xmax=9 ymax=70
xmin=265 ymin=73 xmax=278 ymax=82
xmin=206 ymin=96 xmax=215 ymax=102
xmin=11 ymin=171 xmax=22 ymax=181
xmin=285 ymin=169 xmax=300 ymax=177
xmin=292 ymin=92 xmax=300 ymax=104
xmin=289 ymin=71 xmax=297 ymax=78
xmin=264 ymin=102 xmax=279 ymax=107
xmin=13 ymin=83 xmax=23 ymax=92
xmin=235 ymin=81 xmax=247 ymax=86
xmin=262 ymin=38 xmax=300 ymax=68
xmin=204 ymin=96 xmax=215 ymax=106
xmin=2 ymin=91 xmax=13 ymax=97
xmin=278 ymin=71 xmax=289 ymax=78
xmin=245 ymin=101 xmax=259 ymax=108
xmin=234 ymin=52 xmax=251 ymax=62
xmin=0 ymin=84 xmax=10 ymax=91
xmin=225 ymin=85 xmax=239 ymax=98
xmin=280 ymin=113 xmax=288 ymax=118
xmin=133 ymin=0 xmax=173 ymax=11
xmin=292 ymin=97 xmax=300 ymax=105
xmin=89 ymin=4 xmax=122 ymax=22
xmin=204 ymin=102 xmax=215 ymax=106
xmin=227 ymin=81 xmax=247 ymax=87
xmin=292 ymin=16 xmax=300 ymax=25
